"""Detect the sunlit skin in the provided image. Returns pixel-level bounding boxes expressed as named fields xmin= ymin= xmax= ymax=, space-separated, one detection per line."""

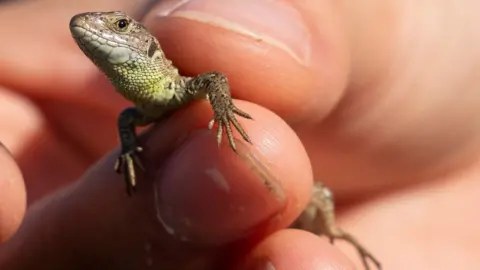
xmin=0 ymin=1 xmax=479 ymax=270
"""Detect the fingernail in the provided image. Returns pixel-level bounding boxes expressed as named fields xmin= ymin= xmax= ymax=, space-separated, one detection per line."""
xmin=153 ymin=131 xmax=286 ymax=245
xmin=155 ymin=0 xmax=312 ymax=65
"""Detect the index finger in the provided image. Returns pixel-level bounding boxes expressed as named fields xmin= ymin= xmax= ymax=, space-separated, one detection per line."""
xmin=0 ymin=101 xmax=313 ymax=269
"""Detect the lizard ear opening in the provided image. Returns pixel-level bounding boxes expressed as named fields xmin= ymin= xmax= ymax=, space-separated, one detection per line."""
xmin=147 ymin=39 xmax=159 ymax=58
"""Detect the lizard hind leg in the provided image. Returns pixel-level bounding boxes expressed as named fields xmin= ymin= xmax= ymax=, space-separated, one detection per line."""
xmin=291 ymin=182 xmax=382 ymax=270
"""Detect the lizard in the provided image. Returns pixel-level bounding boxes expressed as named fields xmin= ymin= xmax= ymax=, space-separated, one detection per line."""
xmin=69 ymin=11 xmax=252 ymax=195
xmin=69 ymin=11 xmax=382 ymax=270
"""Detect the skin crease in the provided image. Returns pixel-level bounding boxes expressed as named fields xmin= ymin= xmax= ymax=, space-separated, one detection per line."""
xmin=0 ymin=0 xmax=479 ymax=269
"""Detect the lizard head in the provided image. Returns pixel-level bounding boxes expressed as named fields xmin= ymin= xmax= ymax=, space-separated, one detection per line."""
xmin=69 ymin=11 xmax=160 ymax=65
xmin=69 ymin=11 xmax=178 ymax=100
xmin=69 ymin=11 xmax=164 ymax=79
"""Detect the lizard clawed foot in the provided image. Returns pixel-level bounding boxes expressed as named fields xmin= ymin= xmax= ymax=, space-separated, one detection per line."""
xmin=291 ymin=183 xmax=382 ymax=270
xmin=114 ymin=146 xmax=144 ymax=195
xmin=327 ymin=231 xmax=382 ymax=270
xmin=208 ymin=104 xmax=253 ymax=151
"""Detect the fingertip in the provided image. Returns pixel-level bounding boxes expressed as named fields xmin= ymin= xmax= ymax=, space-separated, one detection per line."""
xmin=238 ymin=229 xmax=356 ymax=270
xmin=0 ymin=143 xmax=26 ymax=242
xmin=147 ymin=101 xmax=313 ymax=245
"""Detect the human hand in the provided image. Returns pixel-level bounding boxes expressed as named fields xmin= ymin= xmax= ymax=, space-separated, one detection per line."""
xmin=1 ymin=0 xmax=479 ymax=269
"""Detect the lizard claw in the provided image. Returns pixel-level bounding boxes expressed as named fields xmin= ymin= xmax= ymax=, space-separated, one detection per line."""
xmin=291 ymin=183 xmax=382 ymax=270
xmin=327 ymin=231 xmax=382 ymax=270
xmin=114 ymin=146 xmax=144 ymax=195
xmin=208 ymin=104 xmax=253 ymax=151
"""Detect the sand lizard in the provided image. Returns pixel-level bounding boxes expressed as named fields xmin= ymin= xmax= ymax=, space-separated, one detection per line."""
xmin=69 ymin=11 xmax=381 ymax=270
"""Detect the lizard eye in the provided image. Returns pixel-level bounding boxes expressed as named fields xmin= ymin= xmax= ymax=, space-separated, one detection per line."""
xmin=116 ymin=19 xmax=129 ymax=29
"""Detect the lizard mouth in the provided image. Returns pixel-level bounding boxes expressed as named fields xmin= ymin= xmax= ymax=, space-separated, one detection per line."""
xmin=70 ymin=26 xmax=112 ymax=64
xmin=70 ymin=13 xmax=107 ymax=60
xmin=69 ymin=12 xmax=101 ymax=46
xmin=70 ymin=17 xmax=133 ymax=66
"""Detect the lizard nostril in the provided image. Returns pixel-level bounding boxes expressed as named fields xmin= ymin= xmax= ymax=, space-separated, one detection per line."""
xmin=69 ymin=13 xmax=87 ymax=29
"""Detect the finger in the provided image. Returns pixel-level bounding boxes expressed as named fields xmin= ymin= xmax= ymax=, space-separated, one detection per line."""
xmin=0 ymin=87 xmax=90 ymax=202
xmin=236 ymin=229 xmax=356 ymax=270
xmin=143 ymin=0 xmax=391 ymax=195
xmin=0 ymin=102 xmax=313 ymax=269
xmin=146 ymin=102 xmax=312 ymax=245
xmin=145 ymin=0 xmax=349 ymax=125
xmin=0 ymin=143 xmax=26 ymax=243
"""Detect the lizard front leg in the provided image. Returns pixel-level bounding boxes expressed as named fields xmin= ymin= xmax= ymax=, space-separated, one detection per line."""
xmin=292 ymin=183 xmax=382 ymax=270
xmin=186 ymin=71 xmax=253 ymax=151
xmin=114 ymin=107 xmax=155 ymax=195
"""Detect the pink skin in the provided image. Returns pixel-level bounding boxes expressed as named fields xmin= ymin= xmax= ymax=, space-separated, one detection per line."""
xmin=1 ymin=0 xmax=480 ymax=269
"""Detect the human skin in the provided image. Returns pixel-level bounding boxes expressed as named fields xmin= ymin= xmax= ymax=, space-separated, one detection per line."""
xmin=0 ymin=0 xmax=480 ymax=269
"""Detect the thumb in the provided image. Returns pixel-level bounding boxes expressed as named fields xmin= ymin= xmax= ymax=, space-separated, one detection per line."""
xmin=0 ymin=102 xmax=313 ymax=270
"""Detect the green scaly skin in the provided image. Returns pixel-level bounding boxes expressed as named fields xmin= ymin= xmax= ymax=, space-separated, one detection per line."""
xmin=69 ymin=11 xmax=381 ymax=270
